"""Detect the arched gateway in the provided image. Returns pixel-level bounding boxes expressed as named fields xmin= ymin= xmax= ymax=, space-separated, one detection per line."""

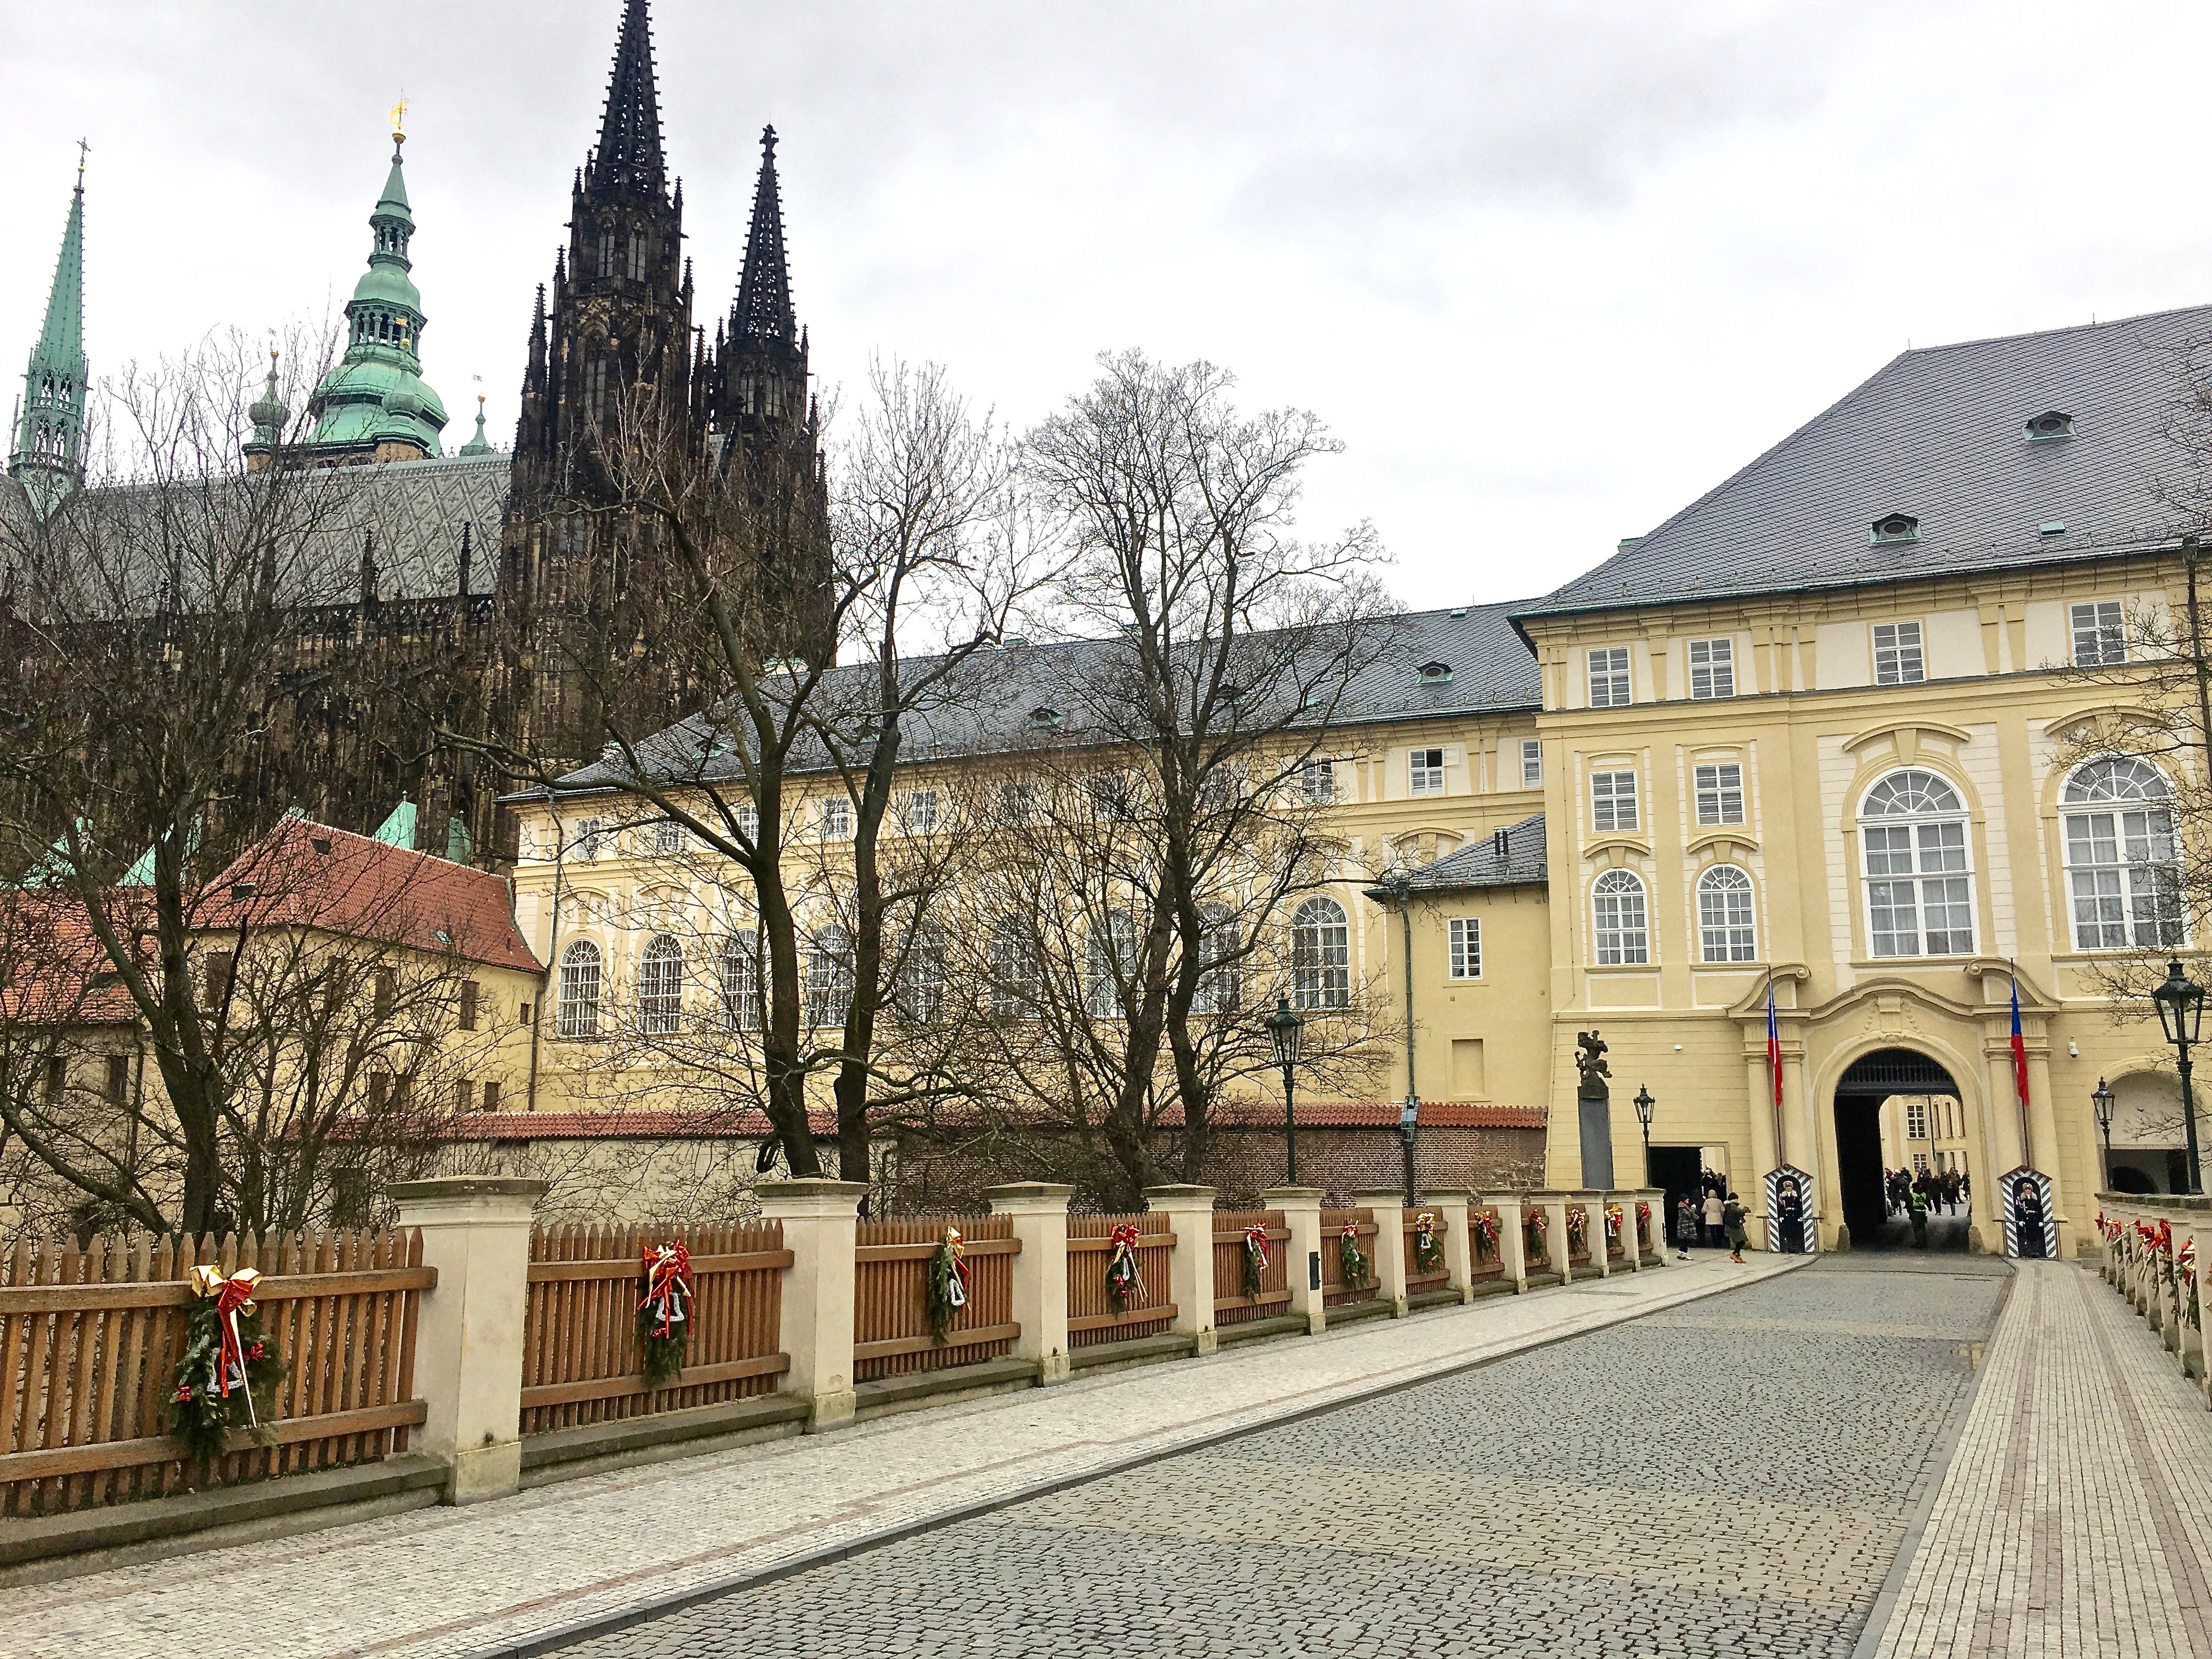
xmin=1832 ymin=1047 xmax=1961 ymax=1245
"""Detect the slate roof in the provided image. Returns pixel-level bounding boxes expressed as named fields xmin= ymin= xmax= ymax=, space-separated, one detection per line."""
xmin=533 ymin=599 xmax=1542 ymax=799
xmin=1400 ymin=811 xmax=1548 ymax=893
xmin=1519 ymin=304 xmax=2212 ymax=623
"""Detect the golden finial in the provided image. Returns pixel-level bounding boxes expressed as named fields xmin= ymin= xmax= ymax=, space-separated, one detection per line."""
xmin=75 ymin=137 xmax=89 ymax=180
xmin=389 ymin=97 xmax=409 ymax=146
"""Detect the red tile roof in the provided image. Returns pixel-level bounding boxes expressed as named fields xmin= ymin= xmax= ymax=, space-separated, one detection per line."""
xmin=0 ymin=891 xmax=139 ymax=1025
xmin=1216 ymin=1099 xmax=1548 ymax=1131
xmin=205 ymin=818 xmax=541 ymax=975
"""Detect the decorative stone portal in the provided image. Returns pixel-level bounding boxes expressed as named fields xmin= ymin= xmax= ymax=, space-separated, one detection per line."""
xmin=1833 ymin=1047 xmax=1961 ymax=1246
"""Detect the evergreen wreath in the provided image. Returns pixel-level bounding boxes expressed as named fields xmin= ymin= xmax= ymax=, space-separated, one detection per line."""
xmin=166 ymin=1266 xmax=285 ymax=1465
xmin=1412 ymin=1211 xmax=1443 ymax=1273
xmin=1242 ymin=1222 xmax=1270 ymax=1298
xmin=1338 ymin=1222 xmax=1370 ymax=1290
xmin=636 ymin=1240 xmax=694 ymax=1390
xmin=1566 ymin=1206 xmax=1589 ymax=1255
xmin=1471 ymin=1210 xmax=1500 ymax=1261
xmin=926 ymin=1226 xmax=971 ymax=1340
xmin=1525 ymin=1208 xmax=1549 ymax=1260
xmin=1104 ymin=1222 xmax=1146 ymax=1311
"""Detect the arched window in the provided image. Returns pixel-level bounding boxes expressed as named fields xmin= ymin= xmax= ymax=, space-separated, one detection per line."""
xmin=1086 ymin=909 xmax=1138 ymax=1020
xmin=896 ymin=923 xmax=947 ymax=1025
xmin=1592 ymin=870 xmax=1650 ymax=966
xmin=1860 ymin=768 xmax=1974 ymax=957
xmin=806 ymin=926 xmax=853 ymax=1029
xmin=720 ymin=929 xmax=760 ymax=1031
xmin=637 ymin=934 xmax=683 ymax=1034
xmin=989 ymin=917 xmax=1038 ymax=1020
xmin=557 ymin=940 xmax=602 ymax=1039
xmin=2063 ymin=757 xmax=2182 ymax=949
xmin=1195 ymin=902 xmax=1242 ymax=1016
xmin=1290 ymin=896 xmax=1351 ymax=1010
xmin=1696 ymin=866 xmax=1757 ymax=963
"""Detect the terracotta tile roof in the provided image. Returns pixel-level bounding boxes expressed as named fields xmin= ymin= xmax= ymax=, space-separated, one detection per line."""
xmin=1218 ymin=1099 xmax=1548 ymax=1130
xmin=0 ymin=891 xmax=138 ymax=1025
xmin=424 ymin=1108 xmax=839 ymax=1141
xmin=205 ymin=817 xmax=541 ymax=975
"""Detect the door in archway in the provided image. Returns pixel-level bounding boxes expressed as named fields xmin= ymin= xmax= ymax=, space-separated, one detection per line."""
xmin=1647 ymin=1146 xmax=1702 ymax=1247
xmin=1834 ymin=1048 xmax=1961 ymax=1245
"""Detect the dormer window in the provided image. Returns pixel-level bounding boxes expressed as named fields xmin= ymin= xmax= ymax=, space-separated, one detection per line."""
xmin=1417 ymin=661 xmax=1453 ymax=685
xmin=2026 ymin=409 xmax=2074 ymax=441
xmin=1028 ymin=705 xmax=1062 ymax=729
xmin=1870 ymin=512 xmax=1920 ymax=546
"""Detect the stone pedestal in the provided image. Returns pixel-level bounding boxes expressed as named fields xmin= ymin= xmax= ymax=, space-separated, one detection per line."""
xmin=1355 ymin=1193 xmax=1410 ymax=1316
xmin=758 ymin=1179 xmax=867 ymax=1430
xmin=1534 ymin=1191 xmax=1573 ymax=1282
xmin=1429 ymin=1189 xmax=1475 ymax=1304
xmin=1266 ymin=1187 xmax=1327 ymax=1334
xmin=1571 ymin=1190 xmax=1610 ymax=1277
xmin=1143 ymin=1185 xmax=1220 ymax=1355
xmin=391 ymin=1177 xmax=546 ymax=1505
xmin=1638 ymin=1187 xmax=1669 ymax=1268
xmin=988 ymin=1183 xmax=1074 ymax=1383
xmin=1482 ymin=1193 xmax=1529 ymax=1293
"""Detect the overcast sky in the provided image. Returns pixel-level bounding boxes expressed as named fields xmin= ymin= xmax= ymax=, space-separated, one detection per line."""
xmin=5 ymin=0 xmax=2208 ymax=609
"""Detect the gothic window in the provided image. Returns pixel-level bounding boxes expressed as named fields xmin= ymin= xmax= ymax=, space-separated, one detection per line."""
xmin=637 ymin=934 xmax=683 ymax=1034
xmin=720 ymin=928 xmax=761 ymax=1031
xmin=557 ymin=940 xmax=602 ymax=1039
xmin=627 ymin=232 xmax=647 ymax=281
xmin=598 ymin=229 xmax=617 ymax=278
xmin=1697 ymin=866 xmax=1758 ymax=962
xmin=1860 ymin=769 xmax=1974 ymax=957
xmin=2063 ymin=757 xmax=2183 ymax=950
xmin=1290 ymin=896 xmax=1351 ymax=1011
xmin=1591 ymin=870 xmax=1650 ymax=966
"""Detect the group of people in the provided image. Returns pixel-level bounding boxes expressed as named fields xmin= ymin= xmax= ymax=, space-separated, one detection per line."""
xmin=1885 ymin=1165 xmax=1968 ymax=1246
xmin=1673 ymin=1171 xmax=1747 ymax=1265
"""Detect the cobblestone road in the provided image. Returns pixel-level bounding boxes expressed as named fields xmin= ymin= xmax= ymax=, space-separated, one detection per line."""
xmin=568 ymin=1259 xmax=2007 ymax=1659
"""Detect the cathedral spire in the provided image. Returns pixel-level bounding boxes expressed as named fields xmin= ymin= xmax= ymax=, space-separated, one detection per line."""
xmin=594 ymin=0 xmax=665 ymax=196
xmin=731 ymin=126 xmax=795 ymax=349
xmin=8 ymin=148 xmax=90 ymax=517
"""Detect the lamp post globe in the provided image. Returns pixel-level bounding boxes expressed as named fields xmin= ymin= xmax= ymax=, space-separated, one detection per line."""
xmin=2152 ymin=958 xmax=2207 ymax=1194
xmin=2091 ymin=1077 xmax=2116 ymax=1192
xmin=1265 ymin=996 xmax=1304 ymax=1186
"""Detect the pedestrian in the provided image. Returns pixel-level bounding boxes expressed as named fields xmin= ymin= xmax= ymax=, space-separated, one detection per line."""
xmin=1775 ymin=1176 xmax=1805 ymax=1255
xmin=1722 ymin=1191 xmax=1748 ymax=1263
xmin=1674 ymin=1193 xmax=1697 ymax=1261
xmin=1906 ymin=1183 xmax=1928 ymax=1248
xmin=1703 ymin=1188 xmax=1725 ymax=1248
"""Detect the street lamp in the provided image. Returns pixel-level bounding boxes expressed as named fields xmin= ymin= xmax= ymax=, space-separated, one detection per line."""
xmin=1265 ymin=996 xmax=1305 ymax=1186
xmin=1362 ymin=875 xmax=1420 ymax=1208
xmin=2091 ymin=1077 xmax=2115 ymax=1193
xmin=1633 ymin=1084 xmax=1655 ymax=1184
xmin=2152 ymin=957 xmax=2206 ymax=1194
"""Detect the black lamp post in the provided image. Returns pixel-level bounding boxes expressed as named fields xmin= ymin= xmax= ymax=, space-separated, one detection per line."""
xmin=1265 ymin=996 xmax=1305 ymax=1186
xmin=2152 ymin=957 xmax=2206 ymax=1194
xmin=1633 ymin=1084 xmax=1655 ymax=1184
xmin=2091 ymin=1077 xmax=2115 ymax=1193
xmin=1362 ymin=875 xmax=1420 ymax=1208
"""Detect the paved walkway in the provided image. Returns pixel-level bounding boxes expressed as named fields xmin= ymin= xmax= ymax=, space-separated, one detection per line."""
xmin=2 ymin=1255 xmax=1792 ymax=1659
xmin=1871 ymin=1259 xmax=2212 ymax=1659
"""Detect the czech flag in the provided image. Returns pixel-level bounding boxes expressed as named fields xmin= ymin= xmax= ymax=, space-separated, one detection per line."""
xmin=2010 ymin=977 xmax=2032 ymax=1120
xmin=1767 ymin=980 xmax=1783 ymax=1110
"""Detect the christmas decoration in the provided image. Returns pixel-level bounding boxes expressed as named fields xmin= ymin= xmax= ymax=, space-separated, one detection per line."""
xmin=2182 ymin=1237 xmax=2200 ymax=1328
xmin=1104 ymin=1222 xmax=1146 ymax=1311
xmin=1525 ymin=1207 xmax=1549 ymax=1261
xmin=1412 ymin=1211 xmax=1443 ymax=1273
xmin=1566 ymin=1206 xmax=1589 ymax=1255
xmin=166 ymin=1266 xmax=285 ymax=1464
xmin=1604 ymin=1204 xmax=1624 ymax=1249
xmin=636 ymin=1240 xmax=693 ymax=1390
xmin=1635 ymin=1200 xmax=1652 ymax=1241
xmin=1243 ymin=1222 xmax=1270 ymax=1299
xmin=927 ymin=1226 xmax=970 ymax=1340
xmin=1471 ymin=1210 xmax=1500 ymax=1261
xmin=1338 ymin=1222 xmax=1370 ymax=1290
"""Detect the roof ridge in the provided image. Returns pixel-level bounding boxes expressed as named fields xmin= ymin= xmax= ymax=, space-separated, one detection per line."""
xmin=1899 ymin=300 xmax=2212 ymax=361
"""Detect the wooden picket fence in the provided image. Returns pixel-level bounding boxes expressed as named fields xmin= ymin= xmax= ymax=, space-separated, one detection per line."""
xmin=853 ymin=1214 xmax=1018 ymax=1381
xmin=0 ymin=1229 xmax=430 ymax=1518
xmin=1403 ymin=1210 xmax=1451 ymax=1296
xmin=1470 ymin=1206 xmax=1507 ymax=1280
xmin=1319 ymin=1208 xmax=1380 ymax=1308
xmin=520 ymin=1222 xmax=791 ymax=1437
xmin=1065 ymin=1213 xmax=1175 ymax=1348
xmin=1212 ymin=1209 xmax=1291 ymax=1327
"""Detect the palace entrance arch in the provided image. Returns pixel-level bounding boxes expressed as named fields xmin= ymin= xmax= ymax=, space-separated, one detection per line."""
xmin=1832 ymin=1047 xmax=1961 ymax=1246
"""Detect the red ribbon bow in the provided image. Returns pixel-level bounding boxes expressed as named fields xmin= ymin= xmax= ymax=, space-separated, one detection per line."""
xmin=639 ymin=1241 xmax=693 ymax=1339
xmin=190 ymin=1266 xmax=263 ymax=1418
xmin=1244 ymin=1222 xmax=1269 ymax=1262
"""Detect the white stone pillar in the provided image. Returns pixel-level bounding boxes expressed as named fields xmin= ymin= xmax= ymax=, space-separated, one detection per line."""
xmin=988 ymin=1182 xmax=1073 ymax=1383
xmin=1143 ymin=1184 xmax=1219 ymax=1355
xmin=1483 ymin=1193 xmax=1528 ymax=1293
xmin=1356 ymin=1192 xmax=1410 ymax=1316
xmin=1537 ymin=1191 xmax=1573 ymax=1282
xmin=1266 ymin=1186 xmax=1327 ymax=1334
xmin=1640 ymin=1187 xmax=1668 ymax=1268
xmin=1431 ymin=1189 xmax=1474 ymax=1304
xmin=391 ymin=1176 xmax=546 ymax=1505
xmin=757 ymin=1178 xmax=866 ymax=1430
xmin=1571 ymin=1190 xmax=1609 ymax=1278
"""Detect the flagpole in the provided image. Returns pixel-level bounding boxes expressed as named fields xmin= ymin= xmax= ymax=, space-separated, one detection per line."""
xmin=1768 ymin=969 xmax=1785 ymax=1168
xmin=2011 ymin=961 xmax=2032 ymax=1170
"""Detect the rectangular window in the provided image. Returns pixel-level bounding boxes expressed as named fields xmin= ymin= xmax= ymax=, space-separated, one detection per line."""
xmin=368 ymin=1073 xmax=388 ymax=1113
xmin=1912 ymin=1151 xmax=1929 ymax=1176
xmin=1409 ymin=748 xmax=1446 ymax=795
xmin=1587 ymin=646 xmax=1632 ymax=708
xmin=1905 ymin=1098 xmax=1928 ymax=1140
xmin=105 ymin=1054 xmax=130 ymax=1104
xmin=652 ymin=820 xmax=685 ymax=855
xmin=1521 ymin=739 xmax=1542 ymax=788
xmin=458 ymin=979 xmax=480 ymax=1032
xmin=1590 ymin=770 xmax=1639 ymax=833
xmin=820 ymin=798 xmax=851 ymax=840
xmin=1872 ymin=620 xmax=1925 ymax=685
xmin=202 ymin=951 xmax=234 ymax=1015
xmin=1300 ymin=759 xmax=1336 ymax=805
xmin=43 ymin=1055 xmax=66 ymax=1105
xmin=454 ymin=1079 xmax=474 ymax=1114
xmin=575 ymin=819 xmax=602 ymax=860
xmin=1864 ymin=821 xmax=1974 ymax=957
xmin=1001 ymin=781 xmax=1035 ymax=825
xmin=1687 ymin=637 xmax=1735 ymax=699
xmin=480 ymin=1079 xmax=500 ymax=1113
xmin=905 ymin=788 xmax=941 ymax=834
xmin=2072 ymin=600 xmax=2126 ymax=667
xmin=1693 ymin=762 xmax=1745 ymax=826
xmin=733 ymin=802 xmax=759 ymax=843
xmin=373 ymin=968 xmax=396 ymax=1019
xmin=626 ymin=231 xmax=646 ymax=281
xmin=597 ymin=229 xmax=617 ymax=278
xmin=1448 ymin=917 xmax=1481 ymax=980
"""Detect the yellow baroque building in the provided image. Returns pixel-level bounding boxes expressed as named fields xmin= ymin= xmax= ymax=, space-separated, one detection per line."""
xmin=511 ymin=304 xmax=2211 ymax=1253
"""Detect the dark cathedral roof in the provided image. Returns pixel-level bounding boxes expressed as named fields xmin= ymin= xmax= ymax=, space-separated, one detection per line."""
xmin=1519 ymin=303 xmax=2212 ymax=624
xmin=591 ymin=0 xmax=667 ymax=196
xmin=731 ymin=127 xmax=797 ymax=351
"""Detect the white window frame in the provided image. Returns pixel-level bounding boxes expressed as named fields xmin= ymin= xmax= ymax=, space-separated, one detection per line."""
xmin=557 ymin=940 xmax=602 ymax=1039
xmin=1590 ymin=769 xmax=1639 ymax=833
xmin=2062 ymin=757 xmax=2184 ymax=951
xmin=905 ymin=788 xmax=941 ymax=836
xmin=1521 ymin=739 xmax=1542 ymax=788
xmin=651 ymin=820 xmax=686 ymax=856
xmin=1448 ymin=917 xmax=1482 ymax=980
xmin=1693 ymin=762 xmax=1745 ymax=827
xmin=1299 ymin=759 xmax=1336 ymax=806
xmin=637 ymin=934 xmax=684 ymax=1034
xmin=820 ymin=798 xmax=852 ymax=841
xmin=1687 ymin=637 xmax=1735 ymax=700
xmin=1590 ymin=870 xmax=1650 ymax=966
xmin=1290 ymin=896 xmax=1352 ymax=1010
xmin=1872 ymin=620 xmax=1925 ymax=686
xmin=1409 ymin=748 xmax=1446 ymax=796
xmin=720 ymin=928 xmax=761 ymax=1031
xmin=806 ymin=926 xmax=853 ymax=1028
xmin=1587 ymin=646 xmax=1632 ymax=708
xmin=1696 ymin=865 xmax=1757 ymax=963
xmin=574 ymin=818 xmax=602 ymax=861
xmin=1905 ymin=1098 xmax=1928 ymax=1141
xmin=1859 ymin=768 xmax=1976 ymax=958
xmin=2071 ymin=600 xmax=2126 ymax=667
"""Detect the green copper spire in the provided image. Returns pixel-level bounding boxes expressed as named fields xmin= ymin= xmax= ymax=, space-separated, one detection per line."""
xmin=456 ymin=390 xmax=492 ymax=456
xmin=301 ymin=117 xmax=448 ymax=460
xmin=8 ymin=149 xmax=89 ymax=517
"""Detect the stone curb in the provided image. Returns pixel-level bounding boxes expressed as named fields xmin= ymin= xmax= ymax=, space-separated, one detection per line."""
xmin=470 ymin=1256 xmax=1810 ymax=1659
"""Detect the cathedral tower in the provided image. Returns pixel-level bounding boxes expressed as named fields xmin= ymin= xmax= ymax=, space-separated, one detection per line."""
xmin=8 ymin=152 xmax=89 ymax=518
